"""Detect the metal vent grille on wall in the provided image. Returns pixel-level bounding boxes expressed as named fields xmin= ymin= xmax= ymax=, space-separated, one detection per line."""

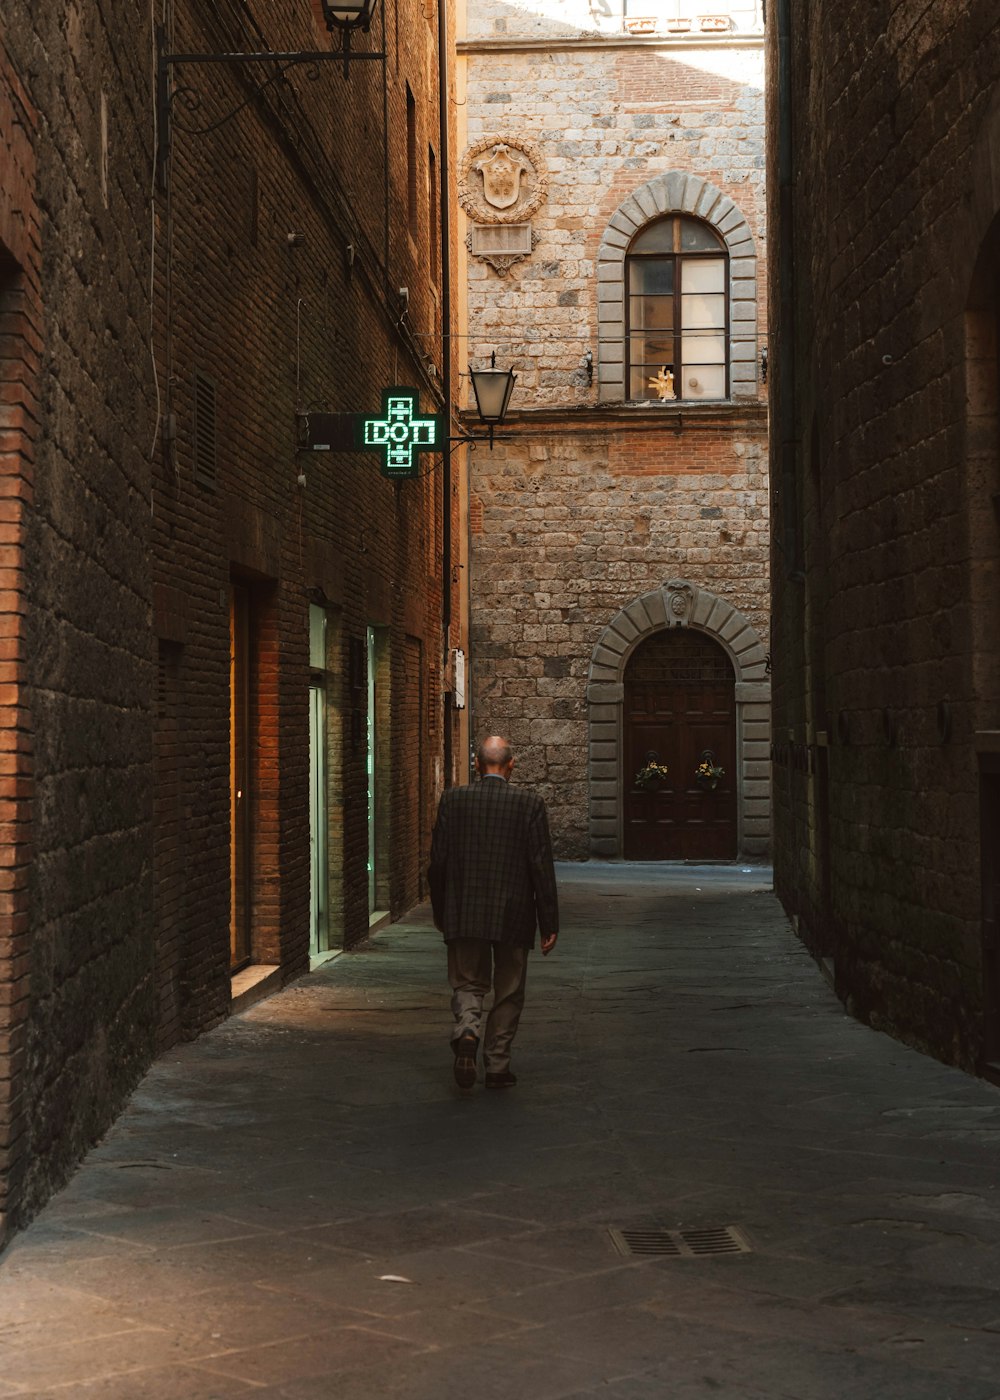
xmin=609 ymin=1225 xmax=751 ymax=1258
xmin=193 ymin=371 xmax=217 ymax=489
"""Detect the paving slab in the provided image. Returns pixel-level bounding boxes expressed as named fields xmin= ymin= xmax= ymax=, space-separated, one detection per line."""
xmin=2 ymin=862 xmax=1000 ymax=1398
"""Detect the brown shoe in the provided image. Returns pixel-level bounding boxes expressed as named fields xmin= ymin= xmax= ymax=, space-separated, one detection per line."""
xmin=452 ymin=1034 xmax=478 ymax=1089
xmin=484 ymin=1070 xmax=517 ymax=1090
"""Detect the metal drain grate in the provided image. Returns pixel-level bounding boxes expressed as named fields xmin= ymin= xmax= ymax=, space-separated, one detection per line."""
xmin=609 ymin=1225 xmax=751 ymax=1259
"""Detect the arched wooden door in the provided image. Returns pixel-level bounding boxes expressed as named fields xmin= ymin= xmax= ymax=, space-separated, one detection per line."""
xmin=623 ymin=629 xmax=737 ymax=859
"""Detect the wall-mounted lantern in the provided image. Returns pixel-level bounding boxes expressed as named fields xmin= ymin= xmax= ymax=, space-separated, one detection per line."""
xmin=468 ymin=353 xmax=517 ymax=448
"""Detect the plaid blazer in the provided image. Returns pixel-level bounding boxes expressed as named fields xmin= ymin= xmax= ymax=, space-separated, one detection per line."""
xmin=428 ymin=776 xmax=559 ymax=948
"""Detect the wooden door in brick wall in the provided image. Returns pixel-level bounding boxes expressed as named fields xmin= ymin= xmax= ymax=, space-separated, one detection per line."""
xmin=623 ymin=630 xmax=737 ymax=860
xmin=400 ymin=637 xmax=423 ymax=902
xmin=230 ymin=586 xmax=253 ymax=970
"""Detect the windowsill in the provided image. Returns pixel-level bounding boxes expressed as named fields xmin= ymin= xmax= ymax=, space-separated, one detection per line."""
xmin=464 ymin=399 xmax=764 ymax=423
xmin=625 ymin=397 xmax=731 ymax=408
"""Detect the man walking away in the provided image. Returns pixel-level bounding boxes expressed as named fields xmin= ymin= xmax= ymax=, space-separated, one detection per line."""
xmin=428 ymin=735 xmax=559 ymax=1091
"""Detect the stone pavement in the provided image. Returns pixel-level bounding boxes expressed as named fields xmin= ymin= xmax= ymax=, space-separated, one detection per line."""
xmin=2 ymin=864 xmax=1000 ymax=1399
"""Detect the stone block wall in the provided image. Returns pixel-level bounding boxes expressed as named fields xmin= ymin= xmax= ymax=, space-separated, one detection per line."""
xmin=767 ymin=3 xmax=1000 ymax=1070
xmin=460 ymin=13 xmax=766 ymax=409
xmin=459 ymin=0 xmax=770 ymax=858
xmin=468 ymin=411 xmax=768 ymax=856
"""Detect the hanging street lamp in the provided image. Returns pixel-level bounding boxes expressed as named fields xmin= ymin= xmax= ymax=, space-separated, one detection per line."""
xmin=468 ymin=353 xmax=517 ymax=448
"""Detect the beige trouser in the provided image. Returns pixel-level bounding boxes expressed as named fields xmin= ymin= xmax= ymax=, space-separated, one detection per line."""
xmin=447 ymin=938 xmax=529 ymax=1074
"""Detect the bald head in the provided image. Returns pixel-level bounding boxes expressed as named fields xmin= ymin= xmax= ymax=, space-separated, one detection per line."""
xmin=476 ymin=735 xmax=514 ymax=778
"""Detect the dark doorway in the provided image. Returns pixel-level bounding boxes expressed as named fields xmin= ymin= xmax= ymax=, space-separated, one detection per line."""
xmin=230 ymin=584 xmax=252 ymax=971
xmin=623 ymin=629 xmax=737 ymax=860
xmin=154 ymin=640 xmax=185 ymax=1046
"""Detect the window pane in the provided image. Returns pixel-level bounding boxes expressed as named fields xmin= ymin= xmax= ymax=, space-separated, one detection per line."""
xmin=630 ymin=363 xmax=676 ymax=399
xmin=630 ymin=219 xmax=675 ymax=254
xmin=679 ymin=218 xmax=723 ymax=252
xmin=630 ymin=333 xmax=673 ymax=366
xmin=680 ymin=332 xmax=726 ymax=364
xmin=630 ymin=293 xmax=673 ymax=329
xmin=682 ymin=257 xmax=725 ymax=293
xmin=681 ymin=292 xmax=726 ymax=329
xmin=629 ymin=365 xmax=651 ymax=399
xmin=629 ymin=259 xmax=674 ymax=295
xmin=680 ymin=363 xmax=727 ymax=398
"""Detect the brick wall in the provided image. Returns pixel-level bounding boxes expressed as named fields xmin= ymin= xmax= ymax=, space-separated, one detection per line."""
xmin=0 ymin=7 xmax=157 ymax=1236
xmin=767 ymin=3 xmax=1000 ymax=1070
xmin=0 ymin=40 xmax=39 ymax=1245
xmin=152 ymin=0 xmax=450 ymax=995
xmin=1 ymin=0 xmax=451 ymax=1242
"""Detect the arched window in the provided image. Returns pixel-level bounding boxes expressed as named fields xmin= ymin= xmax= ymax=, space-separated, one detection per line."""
xmin=626 ymin=215 xmax=728 ymax=402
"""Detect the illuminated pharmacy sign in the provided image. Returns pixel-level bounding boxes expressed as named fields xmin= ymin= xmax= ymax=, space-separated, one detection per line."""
xmin=356 ymin=388 xmax=442 ymax=479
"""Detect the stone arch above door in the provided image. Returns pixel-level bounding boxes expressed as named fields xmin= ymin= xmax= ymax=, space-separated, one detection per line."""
xmin=586 ymin=580 xmax=771 ymax=858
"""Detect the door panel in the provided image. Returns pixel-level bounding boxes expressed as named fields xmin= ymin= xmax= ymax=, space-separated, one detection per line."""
xmin=623 ymin=630 xmax=737 ymax=860
xmin=309 ymin=683 xmax=329 ymax=957
xmin=230 ymin=585 xmax=252 ymax=970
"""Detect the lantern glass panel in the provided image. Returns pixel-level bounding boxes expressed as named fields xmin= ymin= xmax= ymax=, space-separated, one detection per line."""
xmin=470 ymin=367 xmax=515 ymax=423
xmin=322 ymin=0 xmax=371 ymax=26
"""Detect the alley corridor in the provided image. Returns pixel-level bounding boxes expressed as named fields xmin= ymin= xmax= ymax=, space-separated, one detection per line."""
xmin=2 ymin=866 xmax=1000 ymax=1399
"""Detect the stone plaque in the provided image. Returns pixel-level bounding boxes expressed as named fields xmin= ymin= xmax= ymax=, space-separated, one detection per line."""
xmin=467 ymin=221 xmax=537 ymax=275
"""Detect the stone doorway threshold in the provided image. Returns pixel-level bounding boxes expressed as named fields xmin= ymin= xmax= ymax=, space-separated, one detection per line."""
xmin=309 ymin=948 xmax=344 ymax=972
xmin=230 ymin=964 xmax=281 ymax=1015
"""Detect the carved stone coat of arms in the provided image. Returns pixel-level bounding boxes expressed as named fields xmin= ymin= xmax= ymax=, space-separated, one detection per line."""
xmin=458 ymin=134 xmax=548 ymax=225
xmin=475 ymin=144 xmax=528 ymax=210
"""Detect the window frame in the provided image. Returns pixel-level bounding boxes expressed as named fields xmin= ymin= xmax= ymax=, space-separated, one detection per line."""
xmin=625 ymin=215 xmax=731 ymax=404
xmin=405 ymin=82 xmax=417 ymax=239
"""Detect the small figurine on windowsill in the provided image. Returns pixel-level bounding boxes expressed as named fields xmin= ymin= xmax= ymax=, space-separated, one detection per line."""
xmin=648 ymin=365 xmax=676 ymax=401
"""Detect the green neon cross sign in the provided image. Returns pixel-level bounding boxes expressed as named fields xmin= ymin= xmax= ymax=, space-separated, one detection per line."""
xmin=356 ymin=388 xmax=441 ymax=479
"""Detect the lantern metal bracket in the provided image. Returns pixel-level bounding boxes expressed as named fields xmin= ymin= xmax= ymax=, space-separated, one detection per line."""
xmin=448 ymin=430 xmax=505 ymax=451
xmin=155 ymin=24 xmax=385 ymax=187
